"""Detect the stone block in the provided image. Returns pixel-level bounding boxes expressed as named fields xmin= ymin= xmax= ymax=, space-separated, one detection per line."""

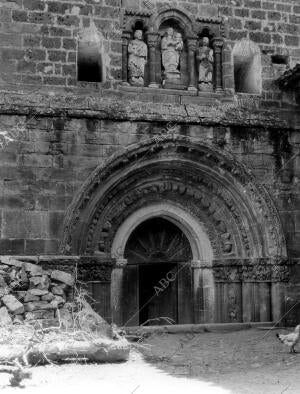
xmin=0 ymin=256 xmax=23 ymax=268
xmin=24 ymin=301 xmax=54 ymax=311
xmin=51 ymin=270 xmax=75 ymax=286
xmin=24 ymin=292 xmax=40 ymax=302
xmin=29 ymin=274 xmax=50 ymax=290
xmin=25 ymin=239 xmax=59 ymax=255
xmin=0 ymin=239 xmax=25 ymax=255
xmin=28 ymin=288 xmax=49 ymax=296
xmin=41 ymin=292 xmax=55 ymax=301
xmin=24 ymin=262 xmax=43 ymax=275
xmin=51 ymin=285 xmax=66 ymax=297
xmin=13 ymin=291 xmax=26 ymax=301
xmin=198 ymin=4 xmax=218 ymax=17
xmin=50 ymin=295 xmax=65 ymax=308
xmin=0 ymin=306 xmax=12 ymax=326
xmin=13 ymin=314 xmax=24 ymax=325
xmin=0 ymin=274 xmax=6 ymax=287
xmin=2 ymin=294 xmax=24 ymax=314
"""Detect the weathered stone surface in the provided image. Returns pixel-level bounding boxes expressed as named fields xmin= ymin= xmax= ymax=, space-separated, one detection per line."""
xmin=24 ymin=262 xmax=43 ymax=275
xmin=2 ymin=294 xmax=24 ymax=314
xmin=51 ymin=270 xmax=74 ymax=287
xmin=0 ymin=257 xmax=23 ymax=268
xmin=0 ymin=306 xmax=12 ymax=326
xmin=41 ymin=293 xmax=55 ymax=302
xmin=13 ymin=314 xmax=24 ymax=325
xmin=0 ymin=286 xmax=10 ymax=298
xmin=28 ymin=288 xmax=49 ymax=296
xmin=51 ymin=286 xmax=65 ymax=296
xmin=29 ymin=275 xmax=50 ymax=290
xmin=0 ymin=275 xmax=6 ymax=287
xmin=50 ymin=296 xmax=65 ymax=308
xmin=24 ymin=301 xmax=54 ymax=312
xmin=13 ymin=291 xmax=26 ymax=301
xmin=24 ymin=292 xmax=40 ymax=302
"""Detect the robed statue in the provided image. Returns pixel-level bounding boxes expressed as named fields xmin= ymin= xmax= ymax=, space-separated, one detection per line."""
xmin=196 ymin=37 xmax=214 ymax=91
xmin=161 ymin=28 xmax=183 ymax=82
xmin=128 ymin=30 xmax=147 ymax=86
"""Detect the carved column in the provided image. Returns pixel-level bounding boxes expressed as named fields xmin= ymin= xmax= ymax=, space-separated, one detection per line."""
xmin=192 ymin=260 xmax=215 ymax=323
xmin=110 ymin=258 xmax=127 ymax=325
xmin=191 ymin=260 xmax=204 ymax=323
xmin=271 ymin=282 xmax=286 ymax=325
xmin=187 ymin=37 xmax=197 ymax=92
xmin=146 ymin=32 xmax=159 ymax=88
xmin=212 ymin=37 xmax=224 ymax=93
xmin=121 ymin=31 xmax=131 ymax=86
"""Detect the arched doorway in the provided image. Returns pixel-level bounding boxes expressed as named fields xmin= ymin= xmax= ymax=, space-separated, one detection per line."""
xmin=61 ymin=135 xmax=287 ymax=327
xmin=123 ymin=217 xmax=193 ymax=326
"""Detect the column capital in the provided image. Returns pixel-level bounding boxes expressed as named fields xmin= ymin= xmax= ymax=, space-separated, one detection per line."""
xmin=146 ymin=32 xmax=159 ymax=48
xmin=115 ymin=258 xmax=128 ymax=267
xmin=191 ymin=260 xmax=202 ymax=268
xmin=212 ymin=37 xmax=224 ymax=50
xmin=122 ymin=31 xmax=132 ymax=44
xmin=186 ymin=37 xmax=198 ymax=51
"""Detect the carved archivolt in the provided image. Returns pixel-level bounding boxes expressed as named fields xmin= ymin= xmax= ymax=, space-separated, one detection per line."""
xmin=60 ymin=135 xmax=286 ymax=262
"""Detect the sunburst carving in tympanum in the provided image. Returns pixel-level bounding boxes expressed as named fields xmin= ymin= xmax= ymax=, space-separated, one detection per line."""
xmin=124 ymin=218 xmax=192 ymax=263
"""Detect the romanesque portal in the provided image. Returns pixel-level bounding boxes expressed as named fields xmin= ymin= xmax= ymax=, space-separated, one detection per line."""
xmin=61 ymin=136 xmax=288 ymax=327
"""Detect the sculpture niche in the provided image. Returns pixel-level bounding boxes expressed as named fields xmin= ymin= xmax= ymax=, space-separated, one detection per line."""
xmin=196 ymin=37 xmax=214 ymax=92
xmin=161 ymin=28 xmax=183 ymax=87
xmin=128 ymin=30 xmax=147 ymax=86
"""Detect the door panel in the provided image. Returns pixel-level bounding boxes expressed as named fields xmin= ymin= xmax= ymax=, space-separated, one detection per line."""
xmin=139 ymin=263 xmax=178 ymax=325
xmin=177 ymin=263 xmax=193 ymax=324
xmin=122 ymin=265 xmax=139 ymax=326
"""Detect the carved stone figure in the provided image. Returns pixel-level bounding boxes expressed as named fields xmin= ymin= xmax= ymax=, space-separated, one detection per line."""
xmin=196 ymin=37 xmax=214 ymax=91
xmin=161 ymin=28 xmax=183 ymax=82
xmin=128 ymin=30 xmax=147 ymax=86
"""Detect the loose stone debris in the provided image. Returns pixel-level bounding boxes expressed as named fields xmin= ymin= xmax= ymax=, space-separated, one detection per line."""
xmin=0 ymin=256 xmax=130 ymax=387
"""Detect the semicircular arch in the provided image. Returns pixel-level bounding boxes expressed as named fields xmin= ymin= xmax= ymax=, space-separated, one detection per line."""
xmin=60 ymin=135 xmax=286 ymax=260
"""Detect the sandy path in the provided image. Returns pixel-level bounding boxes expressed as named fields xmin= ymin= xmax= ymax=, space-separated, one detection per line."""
xmin=0 ymin=328 xmax=299 ymax=394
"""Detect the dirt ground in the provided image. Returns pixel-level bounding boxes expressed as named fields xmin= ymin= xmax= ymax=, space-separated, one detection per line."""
xmin=0 ymin=328 xmax=299 ymax=394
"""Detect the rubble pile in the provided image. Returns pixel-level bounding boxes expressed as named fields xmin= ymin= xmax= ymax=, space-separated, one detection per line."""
xmin=0 ymin=256 xmax=74 ymax=326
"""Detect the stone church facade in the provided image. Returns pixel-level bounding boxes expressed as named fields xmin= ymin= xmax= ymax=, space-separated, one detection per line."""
xmin=0 ymin=0 xmax=299 ymax=326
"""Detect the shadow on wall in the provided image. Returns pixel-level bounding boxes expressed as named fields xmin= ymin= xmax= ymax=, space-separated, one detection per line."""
xmin=233 ymin=39 xmax=262 ymax=94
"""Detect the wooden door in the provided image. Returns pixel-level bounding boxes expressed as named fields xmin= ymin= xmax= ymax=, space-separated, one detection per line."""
xmin=122 ymin=265 xmax=139 ymax=326
xmin=139 ymin=263 xmax=178 ymax=325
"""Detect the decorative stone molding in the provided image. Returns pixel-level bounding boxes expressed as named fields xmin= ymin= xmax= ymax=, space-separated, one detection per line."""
xmin=149 ymin=5 xmax=197 ymax=36
xmin=196 ymin=16 xmax=226 ymax=38
xmin=122 ymin=9 xmax=153 ymax=31
xmin=60 ymin=136 xmax=286 ymax=262
xmin=191 ymin=260 xmax=203 ymax=268
xmin=115 ymin=258 xmax=128 ymax=268
xmin=212 ymin=258 xmax=293 ymax=283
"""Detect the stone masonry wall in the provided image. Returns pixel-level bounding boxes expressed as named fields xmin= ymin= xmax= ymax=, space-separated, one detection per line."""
xmin=0 ymin=109 xmax=299 ymax=258
xmin=0 ymin=0 xmax=299 ymax=323
xmin=0 ymin=0 xmax=299 ymax=106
